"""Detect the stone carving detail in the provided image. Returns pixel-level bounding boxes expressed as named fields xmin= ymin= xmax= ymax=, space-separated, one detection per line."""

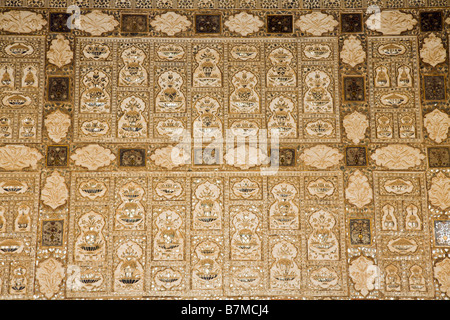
xmin=154 ymin=210 xmax=184 ymax=260
xmin=225 ymin=145 xmax=267 ymax=170
xmin=117 ymin=96 xmax=148 ymax=138
xmin=303 ymin=70 xmax=333 ymax=113
xmin=114 ymin=241 xmax=144 ymax=292
xmin=267 ymin=96 xmax=296 ymax=138
xmin=434 ymin=258 xmax=450 ymax=297
xmin=420 ymin=33 xmax=446 ymax=67
xmin=0 ymin=10 xmax=47 ymax=33
xmin=41 ymin=171 xmax=69 ymax=210
xmin=44 ymin=110 xmax=71 ymax=143
xmin=224 ymin=12 xmax=263 ymax=36
xmin=36 ymin=258 xmax=64 ymax=299
xmin=371 ymin=145 xmax=425 ymax=169
xmin=345 ymin=170 xmax=373 ymax=208
xmin=150 ymin=12 xmax=191 ymax=36
xmin=300 ymin=145 xmax=343 ymax=169
xmin=193 ymin=48 xmax=222 ymax=88
xmin=155 ymin=71 xmax=185 ymax=112
xmin=71 ymin=144 xmax=115 ymax=170
xmin=424 ymin=109 xmax=449 ymax=143
xmin=75 ymin=211 xmax=106 ymax=261
xmin=118 ymin=47 xmax=148 ymax=87
xmin=231 ymin=210 xmax=261 ymax=260
xmin=428 ymin=172 xmax=450 ymax=211
xmin=267 ymin=48 xmax=296 ymax=87
xmin=307 ymin=210 xmax=339 ymax=260
xmin=192 ymin=181 xmax=222 ymax=230
xmin=295 ymin=12 xmax=338 ymax=36
xmin=47 ymin=35 xmax=73 ymax=69
xmin=150 ymin=146 xmax=190 ymax=170
xmin=340 ymin=36 xmax=366 ymax=68
xmin=78 ymin=10 xmax=119 ymax=36
xmin=229 ymin=70 xmax=260 ymax=113
xmin=343 ymin=111 xmax=369 ymax=144
xmin=270 ymin=240 xmax=300 ymax=289
xmin=0 ymin=145 xmax=42 ymax=171
xmin=366 ymin=10 xmax=417 ymax=35
xmin=269 ymin=182 xmax=299 ymax=229
xmin=349 ymin=256 xmax=378 ymax=297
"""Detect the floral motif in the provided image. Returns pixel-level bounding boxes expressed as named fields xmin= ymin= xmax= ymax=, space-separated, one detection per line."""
xmin=420 ymin=33 xmax=446 ymax=67
xmin=299 ymin=145 xmax=343 ymax=169
xmin=424 ymin=109 xmax=449 ymax=143
xmin=0 ymin=10 xmax=47 ymax=33
xmin=434 ymin=258 xmax=450 ymax=297
xmin=366 ymin=10 xmax=417 ymax=35
xmin=340 ymin=36 xmax=366 ymax=68
xmin=371 ymin=144 xmax=425 ymax=169
xmin=295 ymin=12 xmax=338 ymax=36
xmin=345 ymin=170 xmax=373 ymax=209
xmin=428 ymin=172 xmax=450 ymax=211
xmin=349 ymin=256 xmax=378 ymax=297
xmin=224 ymin=145 xmax=267 ymax=170
xmin=224 ymin=12 xmax=263 ymax=36
xmin=36 ymin=258 xmax=65 ymax=299
xmin=0 ymin=145 xmax=43 ymax=171
xmin=44 ymin=110 xmax=71 ymax=143
xmin=70 ymin=144 xmax=115 ymax=170
xmin=150 ymin=146 xmax=190 ymax=169
xmin=78 ymin=10 xmax=119 ymax=36
xmin=47 ymin=35 xmax=73 ymax=69
xmin=343 ymin=111 xmax=369 ymax=144
xmin=150 ymin=12 xmax=191 ymax=36
xmin=41 ymin=171 xmax=69 ymax=210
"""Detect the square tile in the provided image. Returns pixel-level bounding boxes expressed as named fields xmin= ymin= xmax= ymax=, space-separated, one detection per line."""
xmin=341 ymin=13 xmax=363 ymax=33
xmin=41 ymin=220 xmax=64 ymax=247
xmin=434 ymin=220 xmax=450 ymax=246
xmin=119 ymin=148 xmax=146 ymax=167
xmin=345 ymin=146 xmax=367 ymax=167
xmin=267 ymin=15 xmax=294 ymax=33
xmin=121 ymin=14 xmax=148 ymax=33
xmin=420 ymin=11 xmax=443 ymax=32
xmin=46 ymin=145 xmax=69 ymax=167
xmin=48 ymin=77 xmax=70 ymax=102
xmin=428 ymin=147 xmax=450 ymax=167
xmin=271 ymin=148 xmax=296 ymax=167
xmin=195 ymin=14 xmax=221 ymax=34
xmin=49 ymin=12 xmax=71 ymax=33
xmin=423 ymin=75 xmax=446 ymax=101
xmin=343 ymin=76 xmax=365 ymax=102
xmin=350 ymin=219 xmax=371 ymax=245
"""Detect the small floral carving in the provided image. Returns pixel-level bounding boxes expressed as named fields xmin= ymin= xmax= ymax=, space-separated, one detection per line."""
xmin=150 ymin=12 xmax=191 ymax=36
xmin=299 ymin=145 xmax=343 ymax=169
xmin=78 ymin=10 xmax=119 ymax=36
xmin=70 ymin=144 xmax=115 ymax=170
xmin=340 ymin=36 xmax=366 ymax=68
xmin=424 ymin=109 xmax=449 ymax=144
xmin=47 ymin=35 xmax=73 ymax=69
xmin=349 ymin=256 xmax=378 ymax=297
xmin=0 ymin=145 xmax=43 ymax=171
xmin=434 ymin=258 xmax=450 ymax=297
xmin=371 ymin=144 xmax=425 ymax=169
xmin=224 ymin=12 xmax=263 ymax=36
xmin=224 ymin=145 xmax=267 ymax=170
xmin=41 ymin=171 xmax=69 ymax=210
xmin=44 ymin=110 xmax=71 ymax=143
xmin=428 ymin=172 xmax=450 ymax=211
xmin=345 ymin=170 xmax=373 ymax=208
xmin=343 ymin=111 xmax=369 ymax=144
xmin=420 ymin=33 xmax=446 ymax=67
xmin=36 ymin=258 xmax=65 ymax=299
xmin=150 ymin=146 xmax=190 ymax=169
xmin=0 ymin=10 xmax=47 ymax=33
xmin=295 ymin=12 xmax=338 ymax=36
xmin=366 ymin=10 xmax=417 ymax=35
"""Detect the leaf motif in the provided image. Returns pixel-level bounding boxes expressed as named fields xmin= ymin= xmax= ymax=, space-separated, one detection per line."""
xmin=428 ymin=172 xmax=450 ymax=211
xmin=420 ymin=33 xmax=446 ymax=67
xmin=343 ymin=111 xmax=369 ymax=144
xmin=41 ymin=171 xmax=68 ymax=210
xmin=295 ymin=12 xmax=338 ymax=36
xmin=70 ymin=144 xmax=116 ymax=170
xmin=371 ymin=144 xmax=425 ymax=169
xmin=299 ymin=145 xmax=343 ymax=169
xmin=150 ymin=12 xmax=191 ymax=36
xmin=345 ymin=170 xmax=373 ymax=208
xmin=36 ymin=258 xmax=65 ymax=299
xmin=0 ymin=145 xmax=43 ymax=171
xmin=78 ymin=10 xmax=119 ymax=36
xmin=424 ymin=109 xmax=450 ymax=144
xmin=47 ymin=35 xmax=73 ymax=69
xmin=340 ymin=36 xmax=366 ymax=67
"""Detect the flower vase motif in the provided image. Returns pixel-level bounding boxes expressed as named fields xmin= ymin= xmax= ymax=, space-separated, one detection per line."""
xmin=266 ymin=48 xmax=296 ymax=87
xmin=192 ymin=96 xmax=222 ymax=141
xmin=269 ymin=182 xmax=299 ymax=230
xmin=303 ymin=70 xmax=333 ymax=113
xmin=115 ymin=182 xmax=145 ymax=230
xmin=117 ymin=96 xmax=148 ymax=138
xmin=270 ymin=240 xmax=300 ymax=289
xmin=231 ymin=210 xmax=261 ymax=260
xmin=307 ymin=210 xmax=339 ymax=260
xmin=14 ymin=204 xmax=31 ymax=232
xmin=267 ymin=96 xmax=297 ymax=138
xmin=114 ymin=241 xmax=144 ymax=292
xmin=155 ymin=71 xmax=185 ymax=113
xmin=192 ymin=181 xmax=222 ymax=230
xmin=193 ymin=48 xmax=222 ymax=88
xmin=80 ymin=69 xmax=111 ymax=113
xmin=118 ymin=46 xmax=148 ymax=87
xmin=153 ymin=210 xmax=184 ymax=261
xmin=192 ymin=241 xmax=222 ymax=289
xmin=229 ymin=70 xmax=260 ymax=114
xmin=75 ymin=211 xmax=106 ymax=262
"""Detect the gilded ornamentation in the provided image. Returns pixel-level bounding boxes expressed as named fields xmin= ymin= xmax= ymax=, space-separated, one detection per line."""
xmin=36 ymin=258 xmax=64 ymax=299
xmin=345 ymin=170 xmax=373 ymax=208
xmin=434 ymin=258 xmax=450 ymax=297
xmin=366 ymin=10 xmax=417 ymax=35
xmin=371 ymin=145 xmax=425 ymax=169
xmin=47 ymin=35 xmax=73 ymax=69
xmin=424 ymin=109 xmax=449 ymax=144
xmin=340 ymin=36 xmax=366 ymax=68
xmin=349 ymin=256 xmax=378 ymax=297
xmin=70 ymin=144 xmax=115 ymax=170
xmin=0 ymin=10 xmax=47 ymax=33
xmin=295 ymin=12 xmax=338 ymax=36
xmin=0 ymin=145 xmax=42 ymax=171
xmin=299 ymin=145 xmax=343 ymax=169
xmin=150 ymin=12 xmax=191 ymax=36
xmin=428 ymin=172 xmax=450 ymax=211
xmin=44 ymin=110 xmax=71 ymax=143
xmin=420 ymin=33 xmax=446 ymax=67
xmin=41 ymin=171 xmax=69 ymax=210
xmin=224 ymin=12 xmax=263 ymax=36
xmin=78 ymin=10 xmax=119 ymax=36
xmin=343 ymin=111 xmax=369 ymax=144
xmin=150 ymin=146 xmax=190 ymax=170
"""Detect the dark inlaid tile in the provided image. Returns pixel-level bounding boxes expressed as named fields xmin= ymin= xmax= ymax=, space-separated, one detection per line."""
xmin=350 ymin=219 xmax=371 ymax=245
xmin=119 ymin=148 xmax=146 ymax=167
xmin=46 ymin=145 xmax=68 ymax=167
xmin=267 ymin=15 xmax=293 ymax=33
xmin=49 ymin=12 xmax=71 ymax=33
xmin=434 ymin=220 xmax=450 ymax=246
xmin=343 ymin=76 xmax=365 ymax=102
xmin=420 ymin=11 xmax=443 ymax=32
xmin=423 ymin=75 xmax=446 ymax=101
xmin=42 ymin=220 xmax=64 ymax=247
xmin=345 ymin=146 xmax=367 ymax=167
xmin=428 ymin=147 xmax=450 ymax=168
xmin=271 ymin=148 xmax=296 ymax=167
xmin=48 ymin=77 xmax=70 ymax=102
xmin=341 ymin=13 xmax=363 ymax=33
xmin=121 ymin=14 xmax=148 ymax=33
xmin=195 ymin=14 xmax=221 ymax=34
